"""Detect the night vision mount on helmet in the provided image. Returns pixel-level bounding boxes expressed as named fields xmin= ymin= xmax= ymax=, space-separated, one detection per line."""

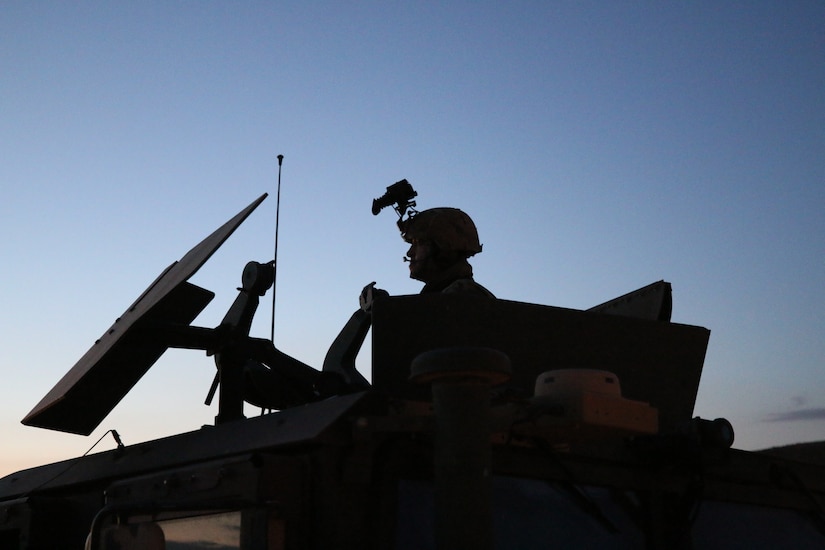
xmin=372 ymin=179 xmax=483 ymax=258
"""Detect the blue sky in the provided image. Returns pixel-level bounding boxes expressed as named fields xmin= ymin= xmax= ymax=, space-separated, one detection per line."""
xmin=1 ymin=2 xmax=823 ymax=477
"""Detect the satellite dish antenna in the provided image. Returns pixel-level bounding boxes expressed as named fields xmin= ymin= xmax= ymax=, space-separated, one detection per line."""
xmin=23 ymin=194 xmax=268 ymax=435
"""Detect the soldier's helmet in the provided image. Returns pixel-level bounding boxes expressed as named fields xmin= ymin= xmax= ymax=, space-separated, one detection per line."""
xmin=399 ymin=207 xmax=482 ymax=258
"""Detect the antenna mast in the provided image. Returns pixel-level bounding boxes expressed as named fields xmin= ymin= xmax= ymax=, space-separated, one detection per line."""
xmin=270 ymin=154 xmax=284 ymax=342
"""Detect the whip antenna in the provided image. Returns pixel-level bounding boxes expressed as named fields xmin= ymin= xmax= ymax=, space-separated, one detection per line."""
xmin=270 ymin=154 xmax=284 ymax=342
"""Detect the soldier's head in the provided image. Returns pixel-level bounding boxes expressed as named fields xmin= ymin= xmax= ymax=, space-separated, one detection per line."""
xmin=399 ymin=207 xmax=482 ymax=283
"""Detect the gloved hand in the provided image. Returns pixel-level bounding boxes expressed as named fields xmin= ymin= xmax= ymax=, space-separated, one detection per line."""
xmin=359 ymin=281 xmax=389 ymax=312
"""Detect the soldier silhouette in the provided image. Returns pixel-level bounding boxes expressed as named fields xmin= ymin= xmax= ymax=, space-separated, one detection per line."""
xmin=323 ymin=203 xmax=494 ymax=393
xmin=360 ymin=206 xmax=494 ymax=312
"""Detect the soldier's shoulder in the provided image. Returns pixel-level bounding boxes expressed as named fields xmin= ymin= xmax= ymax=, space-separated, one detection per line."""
xmin=442 ymin=278 xmax=496 ymax=298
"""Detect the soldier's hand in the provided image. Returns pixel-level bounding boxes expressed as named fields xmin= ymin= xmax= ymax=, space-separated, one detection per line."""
xmin=359 ymin=281 xmax=388 ymax=312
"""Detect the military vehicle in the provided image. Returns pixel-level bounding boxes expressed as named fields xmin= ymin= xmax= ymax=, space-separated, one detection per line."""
xmin=1 ymin=190 xmax=824 ymax=549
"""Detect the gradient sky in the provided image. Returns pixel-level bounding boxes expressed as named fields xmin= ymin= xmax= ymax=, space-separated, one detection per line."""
xmin=1 ymin=2 xmax=823 ymax=478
